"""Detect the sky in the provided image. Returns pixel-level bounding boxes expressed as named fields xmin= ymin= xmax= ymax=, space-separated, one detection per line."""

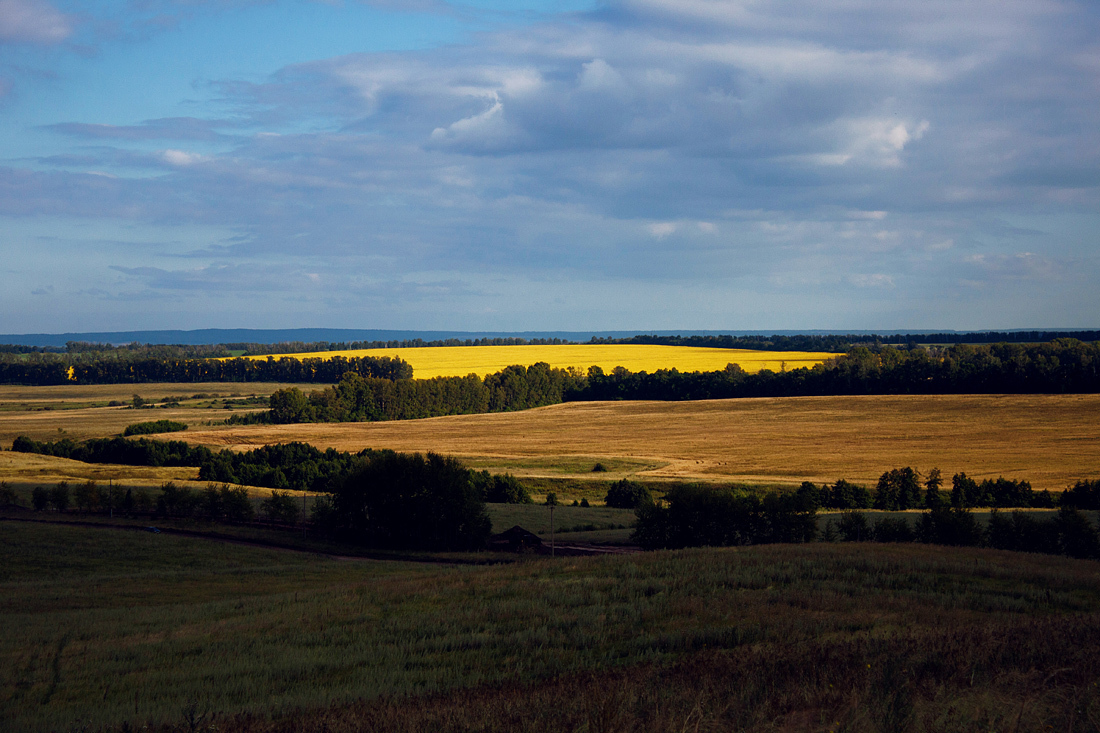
xmin=1 ymin=0 xmax=1098 ymax=334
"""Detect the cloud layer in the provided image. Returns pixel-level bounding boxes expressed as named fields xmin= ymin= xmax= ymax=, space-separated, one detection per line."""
xmin=2 ymin=0 xmax=1098 ymax=331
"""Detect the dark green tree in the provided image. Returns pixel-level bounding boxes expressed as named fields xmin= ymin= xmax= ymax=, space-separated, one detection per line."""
xmin=604 ymin=479 xmax=652 ymax=509
xmin=327 ymin=451 xmax=490 ymax=551
xmin=924 ymin=468 xmax=944 ymax=508
xmin=50 ymin=481 xmax=70 ymax=512
xmin=32 ymin=486 xmax=50 ymax=511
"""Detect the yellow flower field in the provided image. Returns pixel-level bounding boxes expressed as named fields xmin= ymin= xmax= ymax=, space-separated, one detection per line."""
xmin=247 ymin=344 xmax=835 ymax=379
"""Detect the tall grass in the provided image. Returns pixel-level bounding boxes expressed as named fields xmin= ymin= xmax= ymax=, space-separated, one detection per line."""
xmin=3 ymin=523 xmax=1100 ymax=732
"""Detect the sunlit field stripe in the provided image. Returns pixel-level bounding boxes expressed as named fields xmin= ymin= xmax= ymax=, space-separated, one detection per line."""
xmin=243 ymin=344 xmax=834 ymax=379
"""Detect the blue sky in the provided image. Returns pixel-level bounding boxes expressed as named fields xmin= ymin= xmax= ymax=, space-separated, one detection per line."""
xmin=1 ymin=0 xmax=1098 ymax=333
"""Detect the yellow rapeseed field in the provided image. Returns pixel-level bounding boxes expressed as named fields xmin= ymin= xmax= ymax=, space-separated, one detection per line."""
xmin=246 ymin=344 xmax=835 ymax=379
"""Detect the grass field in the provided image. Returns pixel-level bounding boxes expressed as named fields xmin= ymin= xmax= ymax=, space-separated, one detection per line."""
xmin=179 ymin=394 xmax=1100 ymax=492
xmin=243 ymin=344 xmax=834 ymax=378
xmin=3 ymin=521 xmax=1099 ymax=732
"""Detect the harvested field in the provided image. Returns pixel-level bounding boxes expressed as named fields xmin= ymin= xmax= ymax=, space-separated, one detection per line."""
xmin=242 ymin=344 xmax=834 ymax=378
xmin=0 ymin=382 xmax=293 ymax=444
xmin=178 ymin=394 xmax=1100 ymax=492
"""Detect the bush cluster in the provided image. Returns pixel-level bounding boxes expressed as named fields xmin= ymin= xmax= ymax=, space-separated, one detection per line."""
xmin=122 ymin=419 xmax=188 ymax=436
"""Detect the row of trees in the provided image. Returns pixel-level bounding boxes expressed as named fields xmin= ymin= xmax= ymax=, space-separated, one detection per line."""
xmin=250 ymin=364 xmax=585 ymax=424
xmin=576 ymin=340 xmax=1100 ymax=401
xmin=0 ymin=353 xmax=411 ymax=385
xmin=244 ymin=340 xmax=1100 ymax=426
xmin=631 ymin=484 xmax=1100 ymax=558
xmin=13 ymin=435 xmax=214 ymax=467
xmin=597 ymin=331 xmax=1100 ymax=351
xmin=12 ymin=436 xmax=535 ymax=511
xmin=25 ymin=478 xmax=295 ymax=524
xmin=632 ymin=485 xmax=818 ymax=549
xmin=826 ymin=506 xmax=1100 ymax=558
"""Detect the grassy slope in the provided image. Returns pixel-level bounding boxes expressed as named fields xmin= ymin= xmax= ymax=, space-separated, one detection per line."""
xmin=3 ymin=522 xmax=1100 ymax=732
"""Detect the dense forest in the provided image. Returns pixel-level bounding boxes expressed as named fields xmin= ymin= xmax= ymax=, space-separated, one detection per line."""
xmin=249 ymin=339 xmax=1100 ymax=424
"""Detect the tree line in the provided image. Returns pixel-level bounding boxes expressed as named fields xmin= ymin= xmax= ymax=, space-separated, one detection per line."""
xmin=242 ymin=339 xmax=1100 ymax=426
xmin=10 ymin=441 xmax=502 ymax=551
xmin=11 ymin=435 xmax=534 ymax=505
xmin=0 ymin=353 xmax=411 ymax=385
xmin=236 ymin=363 xmax=586 ymax=424
xmin=595 ymin=331 xmax=1100 ymax=351
xmin=632 ymin=477 xmax=1100 ymax=559
xmin=575 ymin=339 xmax=1100 ymax=401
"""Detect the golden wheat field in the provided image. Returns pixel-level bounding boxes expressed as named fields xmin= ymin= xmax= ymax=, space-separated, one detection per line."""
xmin=246 ymin=344 xmax=835 ymax=378
xmin=179 ymin=394 xmax=1100 ymax=492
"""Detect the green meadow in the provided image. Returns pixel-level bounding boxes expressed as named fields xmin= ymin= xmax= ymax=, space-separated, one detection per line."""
xmin=3 ymin=521 xmax=1100 ymax=732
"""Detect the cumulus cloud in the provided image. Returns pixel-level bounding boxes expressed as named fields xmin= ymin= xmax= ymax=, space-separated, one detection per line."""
xmin=0 ymin=0 xmax=72 ymax=43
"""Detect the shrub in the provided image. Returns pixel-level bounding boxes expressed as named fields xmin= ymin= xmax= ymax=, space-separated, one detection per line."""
xmin=50 ymin=482 xmax=70 ymax=512
xmin=123 ymin=420 xmax=188 ymax=437
xmin=156 ymin=482 xmax=196 ymax=518
xmin=262 ymin=490 xmax=301 ymax=525
xmin=73 ymin=480 xmax=100 ymax=513
xmin=872 ymin=516 xmax=914 ymax=543
xmin=917 ymin=507 xmax=982 ymax=547
xmin=32 ymin=486 xmax=50 ymax=511
xmin=825 ymin=479 xmax=873 ymax=509
xmin=0 ymin=481 xmax=20 ymax=508
xmin=221 ymin=485 xmax=254 ymax=522
xmin=605 ymin=479 xmax=652 ymax=509
xmin=836 ymin=511 xmax=870 ymax=542
xmin=474 ymin=471 xmax=532 ymax=504
xmin=1055 ymin=506 xmax=1100 ymax=558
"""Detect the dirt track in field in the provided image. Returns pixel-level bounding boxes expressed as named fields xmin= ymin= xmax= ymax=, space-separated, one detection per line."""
xmin=176 ymin=394 xmax=1100 ymax=491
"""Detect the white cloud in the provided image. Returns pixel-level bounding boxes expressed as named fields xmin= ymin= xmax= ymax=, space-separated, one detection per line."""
xmin=161 ymin=149 xmax=204 ymax=166
xmin=0 ymin=0 xmax=71 ymax=43
xmin=848 ymin=273 xmax=895 ymax=288
xmin=578 ymin=59 xmax=626 ymax=92
xmin=647 ymin=221 xmax=678 ymax=238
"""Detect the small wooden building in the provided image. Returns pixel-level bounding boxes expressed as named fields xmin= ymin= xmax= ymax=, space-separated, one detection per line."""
xmin=486 ymin=525 xmax=543 ymax=553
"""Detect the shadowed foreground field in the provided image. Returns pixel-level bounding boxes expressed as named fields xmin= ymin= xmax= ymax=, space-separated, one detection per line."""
xmin=180 ymin=394 xmax=1100 ymax=491
xmin=3 ymin=522 xmax=1100 ymax=732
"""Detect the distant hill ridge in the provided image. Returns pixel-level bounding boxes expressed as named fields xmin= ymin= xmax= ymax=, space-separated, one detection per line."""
xmin=0 ymin=327 xmax=1097 ymax=349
